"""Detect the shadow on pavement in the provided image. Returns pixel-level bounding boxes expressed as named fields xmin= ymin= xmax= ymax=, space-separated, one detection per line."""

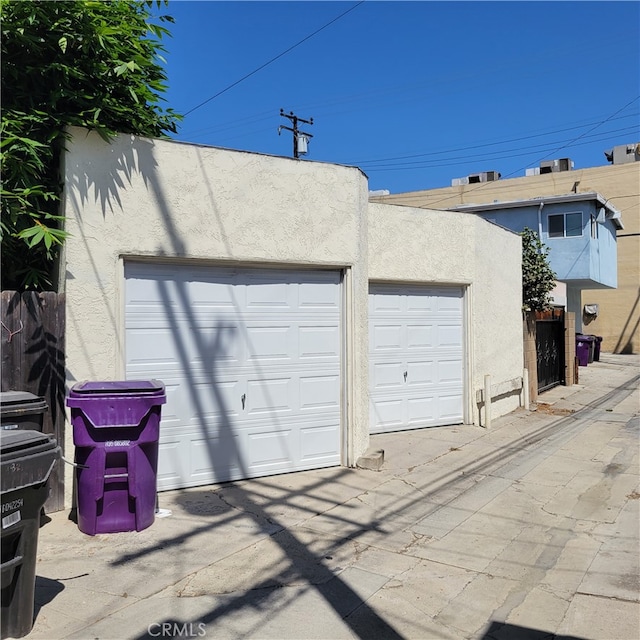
xmin=481 ymin=620 xmax=586 ymax=639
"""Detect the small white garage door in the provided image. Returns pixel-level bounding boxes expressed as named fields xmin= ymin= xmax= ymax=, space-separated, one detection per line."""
xmin=125 ymin=262 xmax=342 ymax=490
xmin=369 ymin=284 xmax=464 ymax=433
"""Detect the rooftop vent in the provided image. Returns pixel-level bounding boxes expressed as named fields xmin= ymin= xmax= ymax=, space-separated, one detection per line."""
xmin=526 ymin=158 xmax=574 ymax=176
xmin=451 ymin=170 xmax=501 ymax=186
xmin=604 ymin=143 xmax=640 ymax=165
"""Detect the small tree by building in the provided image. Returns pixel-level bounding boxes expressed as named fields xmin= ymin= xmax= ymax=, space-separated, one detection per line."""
xmin=1 ymin=0 xmax=182 ymax=291
xmin=521 ymin=227 xmax=557 ymax=312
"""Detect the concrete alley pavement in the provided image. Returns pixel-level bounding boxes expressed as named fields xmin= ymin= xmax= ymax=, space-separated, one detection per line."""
xmin=29 ymin=353 xmax=639 ymax=640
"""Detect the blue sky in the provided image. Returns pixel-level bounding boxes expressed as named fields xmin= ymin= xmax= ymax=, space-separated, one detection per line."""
xmin=158 ymin=1 xmax=640 ymax=194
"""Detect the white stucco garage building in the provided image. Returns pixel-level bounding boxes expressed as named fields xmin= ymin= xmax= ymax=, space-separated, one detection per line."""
xmin=61 ymin=127 xmax=523 ymax=502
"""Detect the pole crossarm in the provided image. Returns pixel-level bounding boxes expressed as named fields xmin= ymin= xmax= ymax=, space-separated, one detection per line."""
xmin=279 ymin=109 xmax=314 ymax=158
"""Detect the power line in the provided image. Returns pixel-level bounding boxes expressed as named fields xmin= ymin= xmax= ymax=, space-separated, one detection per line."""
xmin=379 ymin=97 xmax=640 ymax=210
xmin=348 ymin=114 xmax=639 ymax=167
xmin=182 ymin=1 xmax=365 ymax=117
xmin=529 ymin=96 xmax=640 ymax=171
xmin=183 ymin=108 xmax=637 ymax=169
xmin=360 ymin=127 xmax=639 ymax=171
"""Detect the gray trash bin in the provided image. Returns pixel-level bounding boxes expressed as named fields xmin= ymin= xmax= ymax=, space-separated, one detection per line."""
xmin=1 ymin=392 xmax=48 ymax=432
xmin=1 ymin=430 xmax=60 ymax=638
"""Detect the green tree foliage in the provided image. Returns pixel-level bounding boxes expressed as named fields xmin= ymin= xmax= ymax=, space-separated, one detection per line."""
xmin=521 ymin=227 xmax=557 ymax=312
xmin=1 ymin=0 xmax=181 ymax=290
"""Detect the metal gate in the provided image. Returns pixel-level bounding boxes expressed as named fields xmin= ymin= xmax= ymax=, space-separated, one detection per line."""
xmin=536 ymin=309 xmax=565 ymax=393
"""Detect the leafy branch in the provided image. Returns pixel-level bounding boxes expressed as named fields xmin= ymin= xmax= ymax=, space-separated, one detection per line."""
xmin=1 ymin=0 xmax=182 ymax=291
xmin=521 ymin=227 xmax=557 ymax=312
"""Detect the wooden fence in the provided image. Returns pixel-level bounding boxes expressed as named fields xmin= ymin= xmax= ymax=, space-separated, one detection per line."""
xmin=1 ymin=291 xmax=66 ymax=512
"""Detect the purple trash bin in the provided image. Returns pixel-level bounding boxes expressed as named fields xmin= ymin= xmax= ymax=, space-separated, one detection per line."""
xmin=577 ymin=334 xmax=596 ymax=363
xmin=576 ymin=337 xmax=590 ymax=367
xmin=66 ymin=380 xmax=166 ymax=536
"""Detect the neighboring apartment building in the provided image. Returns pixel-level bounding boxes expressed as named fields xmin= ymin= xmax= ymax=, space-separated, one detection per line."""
xmin=370 ymin=143 xmax=640 ymax=354
xmin=445 ymin=193 xmax=623 ymax=334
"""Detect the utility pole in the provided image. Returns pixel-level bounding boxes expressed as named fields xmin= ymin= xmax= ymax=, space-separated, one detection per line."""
xmin=278 ymin=109 xmax=314 ymax=159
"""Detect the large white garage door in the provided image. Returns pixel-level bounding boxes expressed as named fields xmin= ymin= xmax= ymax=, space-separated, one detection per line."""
xmin=125 ymin=262 xmax=342 ymax=490
xmin=369 ymin=284 xmax=464 ymax=433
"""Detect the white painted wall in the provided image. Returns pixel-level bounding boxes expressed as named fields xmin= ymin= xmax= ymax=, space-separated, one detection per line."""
xmin=61 ymin=128 xmax=369 ymax=505
xmin=470 ymin=216 xmax=524 ymax=421
xmin=368 ymin=204 xmax=523 ymax=424
xmin=61 ymin=128 xmax=523 ymax=507
xmin=550 ymin=281 xmax=567 ymax=308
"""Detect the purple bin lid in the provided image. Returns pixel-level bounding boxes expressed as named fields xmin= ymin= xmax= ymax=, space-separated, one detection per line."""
xmin=69 ymin=380 xmax=165 ymax=395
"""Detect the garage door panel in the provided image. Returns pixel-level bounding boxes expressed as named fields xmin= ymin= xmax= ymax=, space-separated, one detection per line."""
xmin=405 ymin=293 xmax=435 ymax=312
xmin=157 ymin=382 xmax=183 ymax=425
xmin=438 ymin=360 xmax=463 ymax=384
xmin=128 ymin=269 xmax=240 ymax=311
xmin=370 ymin=290 xmax=403 ymax=313
xmin=125 ymin=273 xmax=177 ymax=308
xmin=188 ymin=436 xmax=244 ymax=485
xmin=188 ymin=379 xmax=242 ymax=419
xmin=247 ymin=429 xmax=294 ymax=466
xmin=300 ymin=424 xmax=341 ymax=461
xmin=246 ymin=377 xmax=292 ymax=415
xmin=156 ymin=440 xmax=183 ymax=488
xmin=299 ymin=375 xmax=340 ymax=411
xmin=127 ymin=323 xmax=244 ymax=368
xmin=245 ymin=280 xmax=290 ymax=310
xmin=372 ymin=324 xmax=403 ymax=350
xmin=436 ymin=292 xmax=464 ymax=312
xmin=406 ymin=361 xmax=435 ymax=385
xmin=189 ymin=279 xmax=239 ymax=310
xmin=370 ymin=284 xmax=464 ymax=433
xmin=299 ymin=325 xmax=340 ymax=359
xmin=126 ymin=263 xmax=342 ymax=490
xmin=298 ymin=274 xmax=341 ymax=306
xmin=126 ymin=328 xmax=182 ymax=367
xmin=371 ymin=398 xmax=405 ymax=428
xmin=372 ymin=362 xmax=405 ymax=390
xmin=439 ymin=394 xmax=464 ymax=420
xmin=407 ymin=396 xmax=436 ymax=423
xmin=245 ymin=325 xmax=292 ymax=362
xmin=407 ymin=324 xmax=434 ymax=349
xmin=191 ymin=435 xmax=242 ymax=474
xmin=438 ymin=324 xmax=463 ymax=347
xmin=192 ymin=324 xmax=243 ymax=363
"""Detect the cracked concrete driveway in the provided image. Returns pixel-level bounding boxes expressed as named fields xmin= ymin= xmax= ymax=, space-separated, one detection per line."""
xmin=25 ymin=354 xmax=640 ymax=639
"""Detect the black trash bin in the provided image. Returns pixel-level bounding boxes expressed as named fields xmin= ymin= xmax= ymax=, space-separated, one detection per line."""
xmin=1 ymin=392 xmax=48 ymax=432
xmin=1 ymin=430 xmax=60 ymax=639
xmin=593 ymin=336 xmax=603 ymax=361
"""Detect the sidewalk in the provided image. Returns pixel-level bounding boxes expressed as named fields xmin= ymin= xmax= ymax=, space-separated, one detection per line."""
xmin=28 ymin=354 xmax=640 ymax=640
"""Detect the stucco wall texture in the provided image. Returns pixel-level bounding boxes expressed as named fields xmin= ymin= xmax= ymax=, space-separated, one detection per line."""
xmin=368 ymin=203 xmax=523 ymax=424
xmin=61 ymin=127 xmax=523 ymax=505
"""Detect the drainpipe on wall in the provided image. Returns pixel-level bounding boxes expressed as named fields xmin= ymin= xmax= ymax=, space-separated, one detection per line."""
xmin=537 ymin=202 xmax=544 ymax=240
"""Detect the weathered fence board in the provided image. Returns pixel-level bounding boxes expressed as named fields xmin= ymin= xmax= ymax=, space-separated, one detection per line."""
xmin=1 ymin=291 xmax=66 ymax=512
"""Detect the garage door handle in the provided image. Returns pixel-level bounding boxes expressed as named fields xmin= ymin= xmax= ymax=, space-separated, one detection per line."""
xmin=404 ymin=371 xmax=408 ymax=382
xmin=241 ymin=393 xmax=246 ymax=410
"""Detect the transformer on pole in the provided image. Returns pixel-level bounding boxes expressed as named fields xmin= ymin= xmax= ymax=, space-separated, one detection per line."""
xmin=278 ymin=109 xmax=314 ymax=159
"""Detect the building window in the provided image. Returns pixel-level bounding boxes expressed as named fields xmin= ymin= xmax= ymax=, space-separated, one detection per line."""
xmin=548 ymin=212 xmax=582 ymax=238
xmin=591 ymin=214 xmax=598 ymax=239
